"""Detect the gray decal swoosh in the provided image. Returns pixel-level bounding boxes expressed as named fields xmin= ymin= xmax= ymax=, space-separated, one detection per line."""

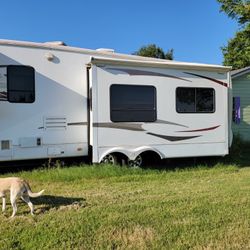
xmin=68 ymin=122 xmax=88 ymax=126
xmin=93 ymin=120 xmax=188 ymax=131
xmin=94 ymin=120 xmax=188 ymax=131
xmin=93 ymin=122 xmax=145 ymax=131
xmin=147 ymin=132 xmax=201 ymax=141
xmin=107 ymin=68 xmax=191 ymax=82
xmin=39 ymin=122 xmax=87 ymax=129
xmin=155 ymin=119 xmax=188 ymax=128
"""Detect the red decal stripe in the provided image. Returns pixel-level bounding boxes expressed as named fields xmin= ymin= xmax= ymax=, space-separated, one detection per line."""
xmin=184 ymin=72 xmax=228 ymax=87
xmin=177 ymin=125 xmax=220 ymax=132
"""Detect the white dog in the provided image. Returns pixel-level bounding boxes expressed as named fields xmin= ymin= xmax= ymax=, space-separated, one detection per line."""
xmin=0 ymin=177 xmax=44 ymax=217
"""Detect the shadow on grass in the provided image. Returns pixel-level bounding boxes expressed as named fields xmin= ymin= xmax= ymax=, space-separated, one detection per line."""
xmin=0 ymin=156 xmax=89 ymax=174
xmin=141 ymin=157 xmax=224 ymax=171
xmin=32 ymin=195 xmax=87 ymax=212
xmin=143 ymin=152 xmax=250 ymax=171
xmin=221 ymin=136 xmax=250 ymax=168
xmin=139 ymin=135 xmax=250 ymax=170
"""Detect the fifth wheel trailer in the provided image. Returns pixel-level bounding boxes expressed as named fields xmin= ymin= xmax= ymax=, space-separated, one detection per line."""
xmin=0 ymin=40 xmax=232 ymax=167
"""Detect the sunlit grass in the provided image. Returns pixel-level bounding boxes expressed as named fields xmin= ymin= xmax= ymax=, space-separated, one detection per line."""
xmin=0 ymin=163 xmax=249 ymax=249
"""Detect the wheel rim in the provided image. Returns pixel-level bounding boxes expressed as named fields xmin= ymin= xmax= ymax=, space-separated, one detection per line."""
xmin=128 ymin=155 xmax=143 ymax=168
xmin=101 ymin=154 xmax=116 ymax=165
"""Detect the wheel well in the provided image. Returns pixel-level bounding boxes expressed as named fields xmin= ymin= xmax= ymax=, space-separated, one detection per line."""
xmin=140 ymin=150 xmax=161 ymax=166
xmin=100 ymin=150 xmax=162 ymax=166
xmin=109 ymin=152 xmax=128 ymax=165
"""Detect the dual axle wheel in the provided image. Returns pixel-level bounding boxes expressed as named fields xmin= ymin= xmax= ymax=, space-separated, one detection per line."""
xmin=100 ymin=153 xmax=143 ymax=168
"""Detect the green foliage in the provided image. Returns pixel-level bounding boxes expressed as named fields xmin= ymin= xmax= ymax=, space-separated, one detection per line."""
xmin=222 ymin=23 xmax=250 ymax=69
xmin=217 ymin=0 xmax=250 ymax=25
xmin=134 ymin=44 xmax=174 ymax=60
xmin=218 ymin=0 xmax=250 ymax=69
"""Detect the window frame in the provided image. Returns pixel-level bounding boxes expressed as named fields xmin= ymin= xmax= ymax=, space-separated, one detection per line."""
xmin=0 ymin=66 xmax=7 ymax=101
xmin=0 ymin=65 xmax=35 ymax=103
xmin=176 ymin=87 xmax=215 ymax=114
xmin=110 ymin=84 xmax=157 ymax=122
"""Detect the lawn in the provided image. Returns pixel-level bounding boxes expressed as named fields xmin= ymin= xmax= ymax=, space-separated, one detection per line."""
xmin=0 ymin=161 xmax=249 ymax=249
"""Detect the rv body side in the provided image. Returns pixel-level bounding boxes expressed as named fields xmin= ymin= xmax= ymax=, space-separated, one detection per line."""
xmin=0 ymin=43 xmax=90 ymax=161
xmin=0 ymin=40 xmax=232 ymax=164
xmin=90 ymin=60 xmax=231 ymax=163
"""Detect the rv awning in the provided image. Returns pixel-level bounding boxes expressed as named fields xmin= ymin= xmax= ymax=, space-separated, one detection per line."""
xmin=90 ymin=57 xmax=232 ymax=73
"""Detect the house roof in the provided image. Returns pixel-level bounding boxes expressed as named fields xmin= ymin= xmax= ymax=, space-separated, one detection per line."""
xmin=231 ymin=66 xmax=250 ymax=78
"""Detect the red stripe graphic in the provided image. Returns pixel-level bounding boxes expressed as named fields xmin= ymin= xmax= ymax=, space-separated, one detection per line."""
xmin=184 ymin=72 xmax=228 ymax=87
xmin=177 ymin=125 xmax=220 ymax=132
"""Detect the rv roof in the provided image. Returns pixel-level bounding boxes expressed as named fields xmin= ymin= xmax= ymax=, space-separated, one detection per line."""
xmin=0 ymin=39 xmax=231 ymax=73
xmin=231 ymin=66 xmax=250 ymax=78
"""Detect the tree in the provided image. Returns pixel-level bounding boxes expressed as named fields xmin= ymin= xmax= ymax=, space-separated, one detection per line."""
xmin=222 ymin=24 xmax=250 ymax=69
xmin=218 ymin=0 xmax=250 ymax=69
xmin=217 ymin=0 xmax=250 ymax=25
xmin=134 ymin=44 xmax=174 ymax=60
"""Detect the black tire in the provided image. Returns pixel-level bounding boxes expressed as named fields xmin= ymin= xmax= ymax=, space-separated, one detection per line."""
xmin=100 ymin=154 xmax=118 ymax=165
xmin=127 ymin=155 xmax=143 ymax=168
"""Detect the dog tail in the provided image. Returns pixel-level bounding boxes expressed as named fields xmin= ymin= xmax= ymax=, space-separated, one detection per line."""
xmin=24 ymin=181 xmax=45 ymax=198
xmin=28 ymin=189 xmax=45 ymax=198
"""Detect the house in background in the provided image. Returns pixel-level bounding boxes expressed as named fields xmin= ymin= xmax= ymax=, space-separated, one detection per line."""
xmin=231 ymin=66 xmax=250 ymax=141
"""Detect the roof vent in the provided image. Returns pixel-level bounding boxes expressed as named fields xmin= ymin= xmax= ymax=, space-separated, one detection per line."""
xmin=44 ymin=41 xmax=67 ymax=46
xmin=96 ymin=48 xmax=115 ymax=53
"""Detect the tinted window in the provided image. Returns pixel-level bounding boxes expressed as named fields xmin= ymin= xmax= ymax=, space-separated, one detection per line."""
xmin=196 ymin=88 xmax=214 ymax=112
xmin=176 ymin=87 xmax=215 ymax=113
xmin=176 ymin=87 xmax=195 ymax=112
xmin=7 ymin=66 xmax=35 ymax=103
xmin=110 ymin=84 xmax=156 ymax=122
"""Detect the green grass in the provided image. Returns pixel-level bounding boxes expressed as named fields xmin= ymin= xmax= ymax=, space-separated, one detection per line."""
xmin=0 ymin=163 xmax=250 ymax=249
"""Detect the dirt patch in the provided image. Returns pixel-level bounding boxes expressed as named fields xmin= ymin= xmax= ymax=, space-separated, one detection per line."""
xmin=57 ymin=201 xmax=86 ymax=211
xmin=109 ymin=225 xmax=155 ymax=249
xmin=35 ymin=200 xmax=87 ymax=214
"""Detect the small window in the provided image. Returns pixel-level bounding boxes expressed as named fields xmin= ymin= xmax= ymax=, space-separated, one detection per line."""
xmin=0 ymin=67 xmax=7 ymax=101
xmin=1 ymin=140 xmax=10 ymax=150
xmin=7 ymin=66 xmax=35 ymax=103
xmin=110 ymin=84 xmax=157 ymax=122
xmin=176 ymin=87 xmax=215 ymax=113
xmin=196 ymin=88 xmax=214 ymax=112
xmin=176 ymin=87 xmax=195 ymax=112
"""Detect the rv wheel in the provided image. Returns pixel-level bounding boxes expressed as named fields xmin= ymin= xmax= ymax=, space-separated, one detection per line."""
xmin=128 ymin=155 xmax=143 ymax=168
xmin=100 ymin=154 xmax=117 ymax=165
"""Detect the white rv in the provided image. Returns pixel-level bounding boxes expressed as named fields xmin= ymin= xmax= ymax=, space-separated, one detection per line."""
xmin=0 ymin=40 xmax=232 ymax=167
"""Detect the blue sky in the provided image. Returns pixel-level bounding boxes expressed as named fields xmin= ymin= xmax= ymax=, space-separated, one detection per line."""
xmin=0 ymin=0 xmax=239 ymax=65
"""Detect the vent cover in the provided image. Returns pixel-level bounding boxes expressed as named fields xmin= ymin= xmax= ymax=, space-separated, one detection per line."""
xmin=1 ymin=140 xmax=10 ymax=150
xmin=44 ymin=41 xmax=67 ymax=46
xmin=44 ymin=117 xmax=67 ymax=130
xmin=96 ymin=48 xmax=115 ymax=53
